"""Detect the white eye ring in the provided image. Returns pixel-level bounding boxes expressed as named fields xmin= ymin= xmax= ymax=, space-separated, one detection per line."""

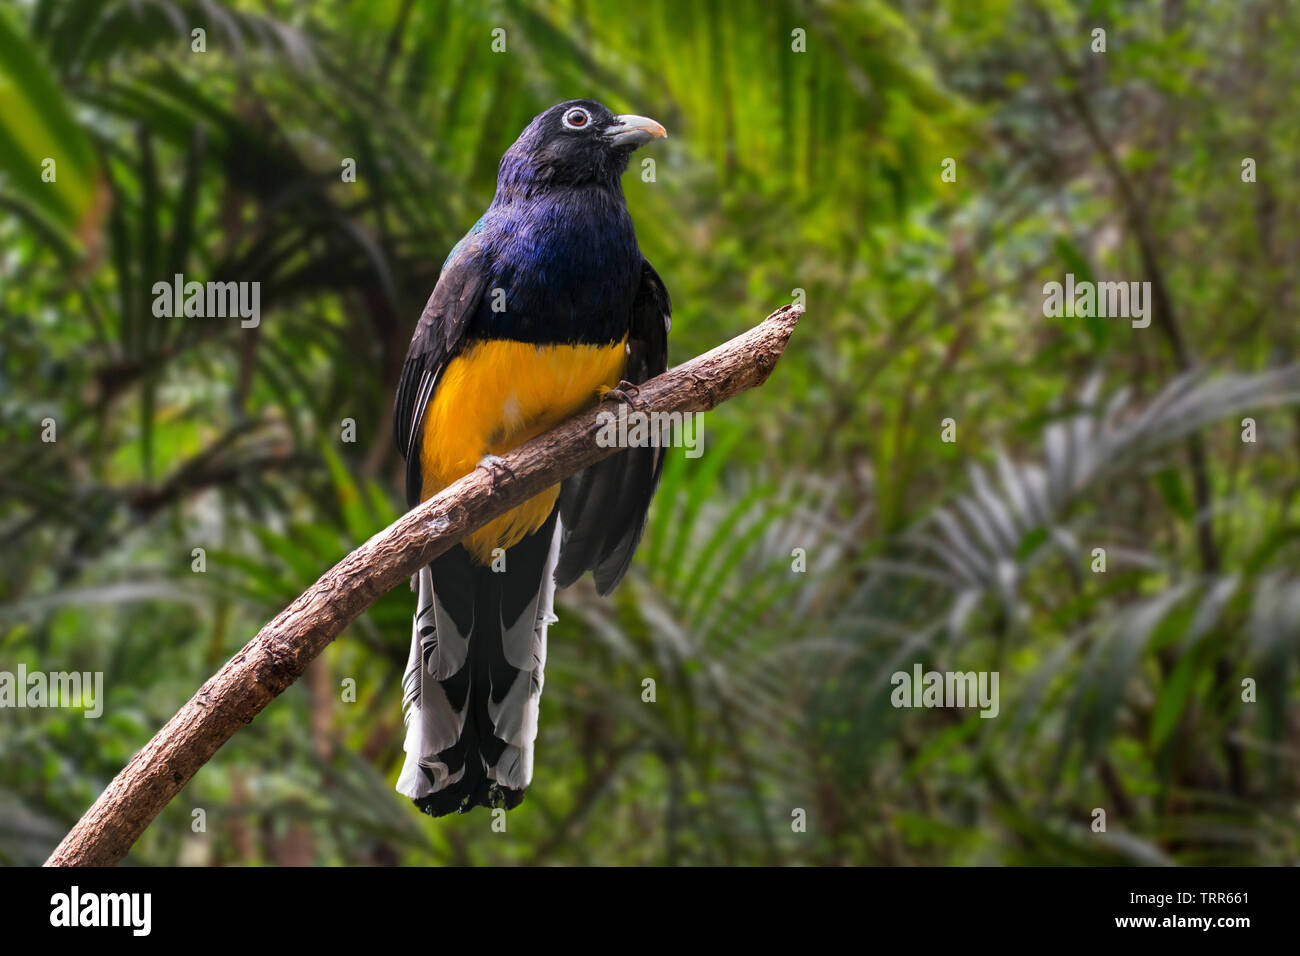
xmin=562 ymin=108 xmax=591 ymax=130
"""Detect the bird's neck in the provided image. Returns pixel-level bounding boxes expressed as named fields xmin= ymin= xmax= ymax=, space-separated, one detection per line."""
xmin=493 ymin=168 xmax=625 ymax=205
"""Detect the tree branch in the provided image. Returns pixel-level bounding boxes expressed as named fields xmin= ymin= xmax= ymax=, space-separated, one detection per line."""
xmin=44 ymin=304 xmax=803 ymax=867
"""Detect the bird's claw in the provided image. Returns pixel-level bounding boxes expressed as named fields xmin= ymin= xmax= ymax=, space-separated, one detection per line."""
xmin=601 ymin=379 xmax=641 ymax=406
xmin=476 ymin=454 xmax=515 ymax=493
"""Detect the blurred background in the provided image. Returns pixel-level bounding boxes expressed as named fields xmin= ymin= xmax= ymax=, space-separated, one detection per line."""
xmin=1 ymin=0 xmax=1298 ymax=866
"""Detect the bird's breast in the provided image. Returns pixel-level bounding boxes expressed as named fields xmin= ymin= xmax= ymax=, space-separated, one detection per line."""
xmin=477 ymin=194 xmax=641 ymax=345
xmin=420 ymin=335 xmax=628 ymax=561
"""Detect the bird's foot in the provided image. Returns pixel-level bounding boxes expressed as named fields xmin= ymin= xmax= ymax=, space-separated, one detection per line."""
xmin=600 ymin=379 xmax=641 ymax=406
xmin=476 ymin=454 xmax=515 ymax=493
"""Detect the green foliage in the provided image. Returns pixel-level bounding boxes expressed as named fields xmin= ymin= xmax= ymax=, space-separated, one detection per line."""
xmin=0 ymin=4 xmax=99 ymax=249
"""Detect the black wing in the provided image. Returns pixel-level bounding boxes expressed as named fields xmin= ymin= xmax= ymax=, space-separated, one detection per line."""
xmin=555 ymin=257 xmax=671 ymax=594
xmin=394 ymin=231 xmax=490 ymax=508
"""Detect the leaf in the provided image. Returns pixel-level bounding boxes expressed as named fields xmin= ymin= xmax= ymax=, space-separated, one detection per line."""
xmin=0 ymin=6 xmax=100 ymax=242
xmin=1153 ymin=466 xmax=1194 ymax=520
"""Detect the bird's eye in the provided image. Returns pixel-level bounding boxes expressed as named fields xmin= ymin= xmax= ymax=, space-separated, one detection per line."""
xmin=562 ymin=108 xmax=590 ymax=130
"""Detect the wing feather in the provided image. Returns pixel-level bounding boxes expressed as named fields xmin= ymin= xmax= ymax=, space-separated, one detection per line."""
xmin=393 ymin=224 xmax=490 ymax=507
xmin=556 ymin=257 xmax=671 ymax=593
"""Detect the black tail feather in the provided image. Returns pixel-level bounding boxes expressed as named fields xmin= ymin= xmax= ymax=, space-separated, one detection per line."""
xmin=404 ymin=509 xmax=559 ymax=817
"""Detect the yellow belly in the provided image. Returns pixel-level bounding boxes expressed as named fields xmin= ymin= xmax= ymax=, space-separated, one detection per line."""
xmin=420 ymin=337 xmax=627 ymax=563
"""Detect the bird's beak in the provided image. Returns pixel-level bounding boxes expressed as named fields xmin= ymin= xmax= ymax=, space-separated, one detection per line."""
xmin=604 ymin=114 xmax=667 ymax=149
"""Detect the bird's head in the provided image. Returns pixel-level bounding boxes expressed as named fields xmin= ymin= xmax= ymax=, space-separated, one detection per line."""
xmin=496 ymin=99 xmax=667 ymax=194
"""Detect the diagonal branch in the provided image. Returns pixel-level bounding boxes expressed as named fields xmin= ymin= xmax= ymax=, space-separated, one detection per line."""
xmin=44 ymin=304 xmax=803 ymax=867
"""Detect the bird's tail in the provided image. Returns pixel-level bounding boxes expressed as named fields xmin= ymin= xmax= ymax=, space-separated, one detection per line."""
xmin=396 ymin=509 xmax=560 ymax=816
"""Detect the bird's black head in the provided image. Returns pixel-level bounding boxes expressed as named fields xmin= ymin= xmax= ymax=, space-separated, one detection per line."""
xmin=496 ymin=99 xmax=667 ymax=194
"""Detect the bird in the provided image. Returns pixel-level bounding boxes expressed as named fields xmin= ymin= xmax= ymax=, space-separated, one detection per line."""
xmin=392 ymin=100 xmax=671 ymax=816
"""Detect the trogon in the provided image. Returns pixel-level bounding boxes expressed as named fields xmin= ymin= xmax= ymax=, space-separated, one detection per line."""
xmin=392 ymin=100 xmax=671 ymax=816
